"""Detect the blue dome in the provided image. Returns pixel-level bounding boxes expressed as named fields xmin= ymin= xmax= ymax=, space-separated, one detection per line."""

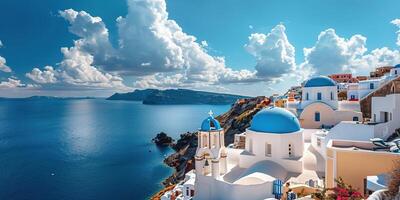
xmin=250 ymin=107 xmax=300 ymax=134
xmin=200 ymin=116 xmax=222 ymax=131
xmin=304 ymin=76 xmax=336 ymax=87
xmin=395 ymin=64 xmax=400 ymax=68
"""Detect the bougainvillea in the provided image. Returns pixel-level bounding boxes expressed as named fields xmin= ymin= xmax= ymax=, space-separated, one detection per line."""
xmin=312 ymin=177 xmax=363 ymax=200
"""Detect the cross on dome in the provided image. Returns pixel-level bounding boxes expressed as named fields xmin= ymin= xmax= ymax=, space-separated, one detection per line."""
xmin=208 ymin=110 xmax=214 ymax=117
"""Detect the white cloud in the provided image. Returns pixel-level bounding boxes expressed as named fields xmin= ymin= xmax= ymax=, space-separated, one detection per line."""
xmin=54 ymin=1 xmax=257 ymax=89
xmin=301 ymin=29 xmax=367 ymax=76
xmin=0 ymin=40 xmax=11 ymax=73
xmin=0 ymin=56 xmax=11 ymax=73
xmin=26 ymin=66 xmax=57 ymax=84
xmin=391 ymin=19 xmax=400 ymax=46
xmin=59 ymin=9 xmax=114 ymax=66
xmin=25 ymin=10 xmax=130 ymax=91
xmin=300 ymin=28 xmax=400 ymax=78
xmin=0 ymin=78 xmax=36 ymax=89
xmin=26 ymin=46 xmax=130 ymax=90
xmin=244 ymin=24 xmax=296 ymax=81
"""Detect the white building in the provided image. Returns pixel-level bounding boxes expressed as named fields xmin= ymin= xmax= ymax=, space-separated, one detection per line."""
xmin=347 ymin=83 xmax=359 ymax=101
xmin=357 ymin=79 xmax=382 ymax=99
xmin=311 ymin=93 xmax=400 ymax=158
xmin=286 ymin=76 xmax=362 ymax=129
xmin=194 ymin=107 xmax=324 ymax=200
xmin=348 ymin=64 xmax=400 ymax=100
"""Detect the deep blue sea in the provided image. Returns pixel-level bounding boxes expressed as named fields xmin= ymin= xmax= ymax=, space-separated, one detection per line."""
xmin=0 ymin=99 xmax=229 ymax=200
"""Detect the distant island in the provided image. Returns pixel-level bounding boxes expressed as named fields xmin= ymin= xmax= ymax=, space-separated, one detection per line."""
xmin=107 ymin=89 xmax=251 ymax=105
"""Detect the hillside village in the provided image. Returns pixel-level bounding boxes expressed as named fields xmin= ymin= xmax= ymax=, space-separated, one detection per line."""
xmin=158 ymin=64 xmax=400 ymax=200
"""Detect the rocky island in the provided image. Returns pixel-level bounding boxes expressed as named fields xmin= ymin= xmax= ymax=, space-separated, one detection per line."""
xmin=107 ymin=89 xmax=250 ymax=105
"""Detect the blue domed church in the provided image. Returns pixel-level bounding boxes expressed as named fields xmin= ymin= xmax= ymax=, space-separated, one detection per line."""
xmin=194 ymin=107 xmax=314 ymax=200
xmin=286 ymin=75 xmax=362 ymax=129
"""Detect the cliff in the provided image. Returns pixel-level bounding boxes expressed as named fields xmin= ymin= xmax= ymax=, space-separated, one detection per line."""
xmin=160 ymin=96 xmax=270 ymax=187
xmin=107 ymin=89 xmax=250 ymax=105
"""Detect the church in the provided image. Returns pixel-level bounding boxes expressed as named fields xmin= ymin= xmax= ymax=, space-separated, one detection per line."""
xmin=286 ymin=76 xmax=363 ymax=129
xmin=194 ymin=107 xmax=324 ymax=200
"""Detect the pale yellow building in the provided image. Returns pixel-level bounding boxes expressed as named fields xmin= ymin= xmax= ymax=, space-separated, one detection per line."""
xmin=325 ymin=139 xmax=400 ymax=196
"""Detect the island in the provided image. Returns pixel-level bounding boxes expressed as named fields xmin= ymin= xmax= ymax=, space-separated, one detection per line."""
xmin=106 ymin=89 xmax=251 ymax=105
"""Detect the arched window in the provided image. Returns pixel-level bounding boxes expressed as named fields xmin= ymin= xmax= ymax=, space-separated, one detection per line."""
xmin=202 ymin=134 xmax=208 ymax=148
xmin=317 ymin=92 xmax=322 ymax=100
xmin=315 ymin=112 xmax=320 ymax=122
xmin=248 ymin=138 xmax=253 ymax=153
xmin=265 ymin=143 xmax=271 ymax=157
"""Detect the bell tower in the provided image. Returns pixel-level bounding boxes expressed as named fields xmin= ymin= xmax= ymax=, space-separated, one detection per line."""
xmin=195 ymin=110 xmax=227 ymax=179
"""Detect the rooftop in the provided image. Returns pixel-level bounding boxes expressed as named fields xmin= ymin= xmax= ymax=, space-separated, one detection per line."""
xmin=304 ymin=76 xmax=336 ymax=88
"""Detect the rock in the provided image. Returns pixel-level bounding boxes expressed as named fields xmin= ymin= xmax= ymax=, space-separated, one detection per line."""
xmin=152 ymin=132 xmax=174 ymax=146
xmin=162 ymin=132 xmax=198 ymax=186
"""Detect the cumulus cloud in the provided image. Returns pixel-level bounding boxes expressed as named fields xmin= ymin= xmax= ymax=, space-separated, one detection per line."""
xmin=25 ymin=10 xmax=130 ymax=91
xmin=26 ymin=66 xmax=57 ymax=84
xmin=0 ymin=40 xmax=11 ymax=73
xmin=54 ymin=0 xmax=257 ymax=89
xmin=300 ymin=29 xmax=367 ymax=76
xmin=0 ymin=78 xmax=36 ymax=89
xmin=299 ymin=27 xmax=400 ymax=78
xmin=245 ymin=24 xmax=296 ymax=81
xmin=0 ymin=56 xmax=11 ymax=73
xmin=391 ymin=19 xmax=400 ymax=46
xmin=26 ymin=46 xmax=130 ymax=90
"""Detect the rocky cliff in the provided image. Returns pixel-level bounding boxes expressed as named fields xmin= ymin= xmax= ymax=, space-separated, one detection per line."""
xmin=161 ymin=96 xmax=270 ymax=186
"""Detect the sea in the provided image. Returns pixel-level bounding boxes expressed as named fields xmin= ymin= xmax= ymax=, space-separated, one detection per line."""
xmin=0 ymin=99 xmax=230 ymax=200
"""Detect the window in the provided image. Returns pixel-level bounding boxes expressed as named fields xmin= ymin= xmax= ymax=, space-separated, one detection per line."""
xmin=288 ymin=144 xmax=293 ymax=157
xmin=202 ymin=134 xmax=207 ymax=148
xmin=317 ymin=138 xmax=321 ymax=147
xmin=315 ymin=112 xmax=320 ymax=122
xmin=370 ymin=83 xmax=374 ymax=89
xmin=390 ymin=113 xmax=393 ymax=121
xmin=306 ymin=93 xmax=309 ymax=100
xmin=374 ymin=114 xmax=376 ymax=122
xmin=248 ymin=138 xmax=253 ymax=153
xmin=395 ymin=70 xmax=398 ymax=75
xmin=265 ymin=143 xmax=271 ymax=157
xmin=353 ymin=116 xmax=359 ymax=121
xmin=317 ymin=92 xmax=322 ymax=100
xmin=186 ymin=187 xmax=190 ymax=197
xmin=330 ymin=92 xmax=334 ymax=100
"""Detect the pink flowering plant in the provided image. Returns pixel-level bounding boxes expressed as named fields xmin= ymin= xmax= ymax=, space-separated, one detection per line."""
xmin=312 ymin=177 xmax=363 ymax=200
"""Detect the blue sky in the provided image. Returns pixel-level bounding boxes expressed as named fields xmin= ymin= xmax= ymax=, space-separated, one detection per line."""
xmin=1 ymin=0 xmax=400 ymax=97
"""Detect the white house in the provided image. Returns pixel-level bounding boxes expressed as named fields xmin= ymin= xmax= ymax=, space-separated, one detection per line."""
xmin=312 ymin=93 xmax=400 ymax=158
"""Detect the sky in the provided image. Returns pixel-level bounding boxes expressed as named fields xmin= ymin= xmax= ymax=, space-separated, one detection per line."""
xmin=1 ymin=0 xmax=400 ymax=97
